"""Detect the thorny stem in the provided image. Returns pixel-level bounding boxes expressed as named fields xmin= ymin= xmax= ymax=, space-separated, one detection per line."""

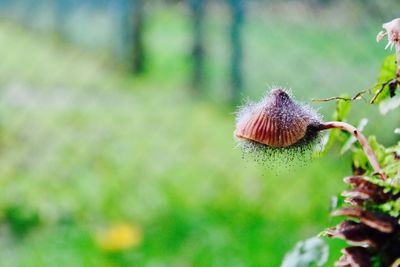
xmin=318 ymin=121 xmax=386 ymax=180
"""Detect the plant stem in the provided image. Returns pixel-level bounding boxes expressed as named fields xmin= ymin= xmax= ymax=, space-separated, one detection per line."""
xmin=396 ymin=45 xmax=400 ymax=78
xmin=318 ymin=121 xmax=386 ymax=180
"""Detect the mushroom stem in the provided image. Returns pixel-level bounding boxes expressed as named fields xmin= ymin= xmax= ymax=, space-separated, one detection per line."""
xmin=318 ymin=121 xmax=385 ymax=180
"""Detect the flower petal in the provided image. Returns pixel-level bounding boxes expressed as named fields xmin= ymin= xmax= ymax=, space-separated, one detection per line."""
xmin=385 ymin=41 xmax=393 ymax=50
xmin=376 ymin=30 xmax=387 ymax=42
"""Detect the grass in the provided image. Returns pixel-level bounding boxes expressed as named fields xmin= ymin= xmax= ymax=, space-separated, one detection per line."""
xmin=0 ymin=2 xmax=397 ymax=266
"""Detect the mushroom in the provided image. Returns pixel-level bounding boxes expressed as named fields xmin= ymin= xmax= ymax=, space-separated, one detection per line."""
xmin=332 ymin=207 xmax=396 ymax=233
xmin=335 ymin=247 xmax=372 ymax=267
xmin=235 ymin=89 xmax=321 ymax=148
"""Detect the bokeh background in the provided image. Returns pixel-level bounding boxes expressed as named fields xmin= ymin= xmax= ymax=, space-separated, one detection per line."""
xmin=0 ymin=0 xmax=399 ymax=266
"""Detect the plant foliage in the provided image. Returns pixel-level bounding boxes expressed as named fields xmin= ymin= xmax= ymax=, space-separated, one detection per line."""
xmin=283 ymin=30 xmax=400 ymax=267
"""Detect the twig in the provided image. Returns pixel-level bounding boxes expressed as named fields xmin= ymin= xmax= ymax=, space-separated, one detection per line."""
xmin=370 ymin=78 xmax=396 ymax=104
xmin=312 ymin=78 xmax=396 ymax=104
xmin=312 ymin=90 xmax=368 ymax=103
xmin=318 ymin=121 xmax=386 ymax=180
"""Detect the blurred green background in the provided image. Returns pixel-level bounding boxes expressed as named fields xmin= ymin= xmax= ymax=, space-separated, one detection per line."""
xmin=0 ymin=0 xmax=399 ymax=266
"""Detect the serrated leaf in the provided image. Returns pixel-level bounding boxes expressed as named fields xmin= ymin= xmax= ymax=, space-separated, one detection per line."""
xmin=382 ymin=162 xmax=400 ymax=178
xmin=378 ymin=199 xmax=400 ymax=218
xmin=281 ymin=237 xmax=329 ymax=267
xmin=368 ymin=135 xmax=386 ymax=163
xmin=340 ymin=118 xmax=368 ymax=154
xmin=352 ymin=147 xmax=370 ymax=173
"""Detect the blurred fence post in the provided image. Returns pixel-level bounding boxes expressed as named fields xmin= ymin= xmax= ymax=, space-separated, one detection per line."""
xmin=132 ymin=0 xmax=145 ymax=73
xmin=111 ymin=0 xmax=145 ymax=74
xmin=228 ymin=0 xmax=244 ymax=105
xmin=189 ymin=0 xmax=206 ymax=93
xmin=21 ymin=0 xmax=37 ymax=28
xmin=54 ymin=0 xmax=71 ymax=40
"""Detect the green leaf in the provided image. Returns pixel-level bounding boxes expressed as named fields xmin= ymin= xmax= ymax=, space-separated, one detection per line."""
xmin=368 ymin=135 xmax=386 ymax=163
xmin=382 ymin=141 xmax=400 ymax=188
xmin=281 ymin=237 xmax=329 ymax=267
xmin=377 ymin=199 xmax=400 ymax=218
xmin=373 ymin=54 xmax=397 ymax=104
xmin=316 ymin=99 xmax=353 ymax=156
xmin=385 ymin=141 xmax=400 ymax=153
xmin=333 ymin=97 xmax=351 ymax=121
xmin=315 ymin=128 xmax=339 ymax=156
xmin=352 ymin=147 xmax=370 ymax=174
xmin=378 ymin=54 xmax=397 ymax=83
xmin=329 ymin=194 xmax=345 ymax=211
xmin=4 ymin=205 xmax=40 ymax=237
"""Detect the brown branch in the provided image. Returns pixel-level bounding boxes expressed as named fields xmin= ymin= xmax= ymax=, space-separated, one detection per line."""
xmin=318 ymin=121 xmax=386 ymax=180
xmin=312 ymin=90 xmax=368 ymax=103
xmin=370 ymin=78 xmax=395 ymax=104
xmin=312 ymin=78 xmax=396 ymax=104
xmin=312 ymin=96 xmax=352 ymax=102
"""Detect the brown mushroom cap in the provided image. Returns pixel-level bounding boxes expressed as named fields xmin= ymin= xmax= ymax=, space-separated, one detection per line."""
xmin=326 ymin=220 xmax=386 ymax=248
xmin=332 ymin=207 xmax=396 ymax=233
xmin=235 ymin=89 xmax=321 ymax=148
xmin=335 ymin=247 xmax=372 ymax=267
xmin=343 ymin=176 xmax=392 ymax=204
